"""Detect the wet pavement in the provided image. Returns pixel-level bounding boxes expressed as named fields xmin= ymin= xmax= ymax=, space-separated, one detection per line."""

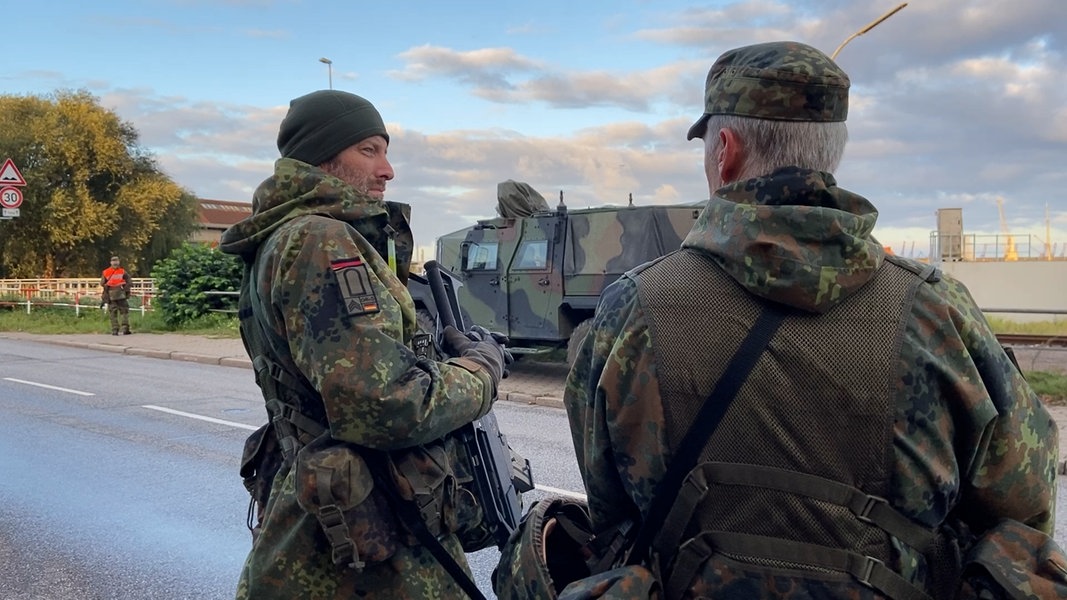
xmin=3 ymin=331 xmax=1064 ymax=469
xmin=0 ymin=331 xmax=568 ymax=409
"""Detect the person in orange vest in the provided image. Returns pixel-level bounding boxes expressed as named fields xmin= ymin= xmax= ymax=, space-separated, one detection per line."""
xmin=100 ymin=255 xmax=132 ymax=335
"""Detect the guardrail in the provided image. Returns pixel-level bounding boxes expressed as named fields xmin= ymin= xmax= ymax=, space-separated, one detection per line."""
xmin=0 ymin=278 xmax=157 ymax=315
xmin=203 ymin=290 xmax=239 ymax=314
xmin=0 ymin=295 xmax=154 ymax=316
xmin=0 ymin=278 xmax=155 ymax=300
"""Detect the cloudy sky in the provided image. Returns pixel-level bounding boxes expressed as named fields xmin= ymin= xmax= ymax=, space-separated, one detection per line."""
xmin=5 ymin=0 xmax=1066 ymax=260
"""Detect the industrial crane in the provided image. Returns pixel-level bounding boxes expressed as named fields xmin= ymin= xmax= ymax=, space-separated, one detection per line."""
xmin=996 ymin=197 xmax=1018 ymax=261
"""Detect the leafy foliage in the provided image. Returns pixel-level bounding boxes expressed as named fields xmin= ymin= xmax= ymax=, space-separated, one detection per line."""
xmin=0 ymin=90 xmax=198 ymax=278
xmin=151 ymin=243 xmax=242 ymax=326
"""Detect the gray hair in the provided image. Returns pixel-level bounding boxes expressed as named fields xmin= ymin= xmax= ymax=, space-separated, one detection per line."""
xmin=704 ymin=114 xmax=848 ymax=180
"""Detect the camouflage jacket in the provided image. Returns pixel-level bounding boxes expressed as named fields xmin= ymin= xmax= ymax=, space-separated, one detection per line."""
xmin=219 ymin=158 xmax=493 ymax=599
xmin=564 ymin=167 xmax=1058 ymax=590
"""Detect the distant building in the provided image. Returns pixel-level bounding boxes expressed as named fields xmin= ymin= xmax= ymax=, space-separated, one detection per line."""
xmin=193 ymin=199 xmax=252 ymax=245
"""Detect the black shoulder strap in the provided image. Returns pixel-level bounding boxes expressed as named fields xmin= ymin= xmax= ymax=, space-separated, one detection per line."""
xmin=626 ymin=302 xmax=787 ymax=567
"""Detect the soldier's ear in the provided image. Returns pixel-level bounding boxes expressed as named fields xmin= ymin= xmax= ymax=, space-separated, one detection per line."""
xmin=718 ymin=128 xmax=745 ymax=184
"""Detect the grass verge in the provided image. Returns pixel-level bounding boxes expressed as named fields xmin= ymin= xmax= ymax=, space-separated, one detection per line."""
xmin=0 ymin=306 xmax=240 ymax=337
xmin=986 ymin=317 xmax=1067 ymax=336
xmin=1030 ymin=371 xmax=1067 ymax=406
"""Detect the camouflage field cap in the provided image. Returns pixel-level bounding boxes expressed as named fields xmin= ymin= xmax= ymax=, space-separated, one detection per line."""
xmin=686 ymin=41 xmax=850 ymax=140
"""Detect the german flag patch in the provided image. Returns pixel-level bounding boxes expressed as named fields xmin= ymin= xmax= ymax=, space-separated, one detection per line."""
xmin=330 ymin=257 xmax=381 ymax=317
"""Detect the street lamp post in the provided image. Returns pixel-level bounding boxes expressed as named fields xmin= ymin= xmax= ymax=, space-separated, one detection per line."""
xmin=319 ymin=57 xmax=333 ymax=89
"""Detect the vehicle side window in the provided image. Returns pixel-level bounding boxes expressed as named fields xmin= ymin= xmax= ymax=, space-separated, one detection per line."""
xmin=514 ymin=240 xmax=548 ymax=270
xmin=465 ymin=242 xmax=499 ymax=270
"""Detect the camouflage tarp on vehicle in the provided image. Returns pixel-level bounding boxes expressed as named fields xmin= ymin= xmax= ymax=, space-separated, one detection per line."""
xmin=496 ymin=180 xmax=550 ymax=219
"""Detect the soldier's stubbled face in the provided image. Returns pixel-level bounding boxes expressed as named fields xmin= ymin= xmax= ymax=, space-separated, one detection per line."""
xmin=321 ymin=135 xmax=394 ymax=200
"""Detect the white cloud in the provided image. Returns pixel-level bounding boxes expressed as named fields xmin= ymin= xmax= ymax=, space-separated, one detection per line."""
xmin=61 ymin=1 xmax=1062 ymax=258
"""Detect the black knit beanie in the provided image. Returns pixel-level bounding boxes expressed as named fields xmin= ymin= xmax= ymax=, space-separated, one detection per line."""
xmin=276 ymin=90 xmax=389 ymax=165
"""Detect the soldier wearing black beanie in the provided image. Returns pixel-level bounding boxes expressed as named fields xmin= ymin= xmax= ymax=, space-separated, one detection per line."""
xmin=219 ymin=85 xmax=512 ymax=600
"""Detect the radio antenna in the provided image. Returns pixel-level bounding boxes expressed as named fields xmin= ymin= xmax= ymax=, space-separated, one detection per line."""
xmin=831 ymin=3 xmax=908 ymax=60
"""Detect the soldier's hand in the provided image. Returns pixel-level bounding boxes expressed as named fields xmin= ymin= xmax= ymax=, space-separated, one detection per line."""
xmin=442 ymin=325 xmax=475 ymax=355
xmin=465 ymin=326 xmax=514 ymax=367
xmin=442 ymin=325 xmax=509 ymax=386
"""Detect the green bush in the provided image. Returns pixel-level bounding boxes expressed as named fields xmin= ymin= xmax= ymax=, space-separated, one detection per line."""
xmin=151 ymin=243 xmax=242 ymax=326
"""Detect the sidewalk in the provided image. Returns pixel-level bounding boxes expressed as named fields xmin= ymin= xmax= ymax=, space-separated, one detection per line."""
xmin=0 ymin=331 xmax=568 ymax=409
xmin=4 ymin=331 xmax=1064 ymax=472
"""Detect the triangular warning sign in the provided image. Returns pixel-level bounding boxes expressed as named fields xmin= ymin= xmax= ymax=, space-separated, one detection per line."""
xmin=0 ymin=159 xmax=25 ymax=186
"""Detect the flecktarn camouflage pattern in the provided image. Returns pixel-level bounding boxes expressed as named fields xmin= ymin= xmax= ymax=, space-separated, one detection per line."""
xmin=426 ymin=185 xmax=701 ymax=357
xmin=686 ymin=40 xmax=850 ymax=139
xmin=565 ymin=166 xmax=1059 ymax=598
xmin=220 ymin=157 xmax=497 ymax=599
xmin=958 ymin=519 xmax=1067 ymax=598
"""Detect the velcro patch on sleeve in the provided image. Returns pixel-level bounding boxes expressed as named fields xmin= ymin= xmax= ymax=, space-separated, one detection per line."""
xmin=330 ymin=257 xmax=381 ymax=317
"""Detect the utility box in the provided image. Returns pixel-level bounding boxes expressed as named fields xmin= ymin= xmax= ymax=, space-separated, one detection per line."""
xmin=937 ymin=208 xmax=964 ymax=261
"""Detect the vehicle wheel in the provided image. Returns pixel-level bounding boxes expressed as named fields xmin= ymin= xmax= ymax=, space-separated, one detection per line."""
xmin=566 ymin=318 xmax=594 ymax=367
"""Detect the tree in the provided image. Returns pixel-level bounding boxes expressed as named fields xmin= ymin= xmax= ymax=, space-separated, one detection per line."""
xmin=0 ymin=90 xmax=198 ymax=278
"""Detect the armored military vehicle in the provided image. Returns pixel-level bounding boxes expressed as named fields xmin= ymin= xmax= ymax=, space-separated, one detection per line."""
xmin=409 ymin=181 xmax=702 ymax=364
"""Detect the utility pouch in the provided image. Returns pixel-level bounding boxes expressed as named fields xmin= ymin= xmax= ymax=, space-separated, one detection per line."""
xmin=240 ymin=422 xmax=283 ymax=538
xmin=388 ymin=435 xmax=498 ymax=552
xmin=107 ymin=286 xmax=127 ymax=301
xmin=388 ymin=440 xmax=459 ymax=540
xmin=294 ymin=434 xmax=406 ymax=569
xmin=956 ymin=519 xmax=1067 ymax=599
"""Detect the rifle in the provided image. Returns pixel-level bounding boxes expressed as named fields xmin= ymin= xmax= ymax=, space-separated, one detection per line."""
xmin=423 ymin=260 xmax=535 ymax=548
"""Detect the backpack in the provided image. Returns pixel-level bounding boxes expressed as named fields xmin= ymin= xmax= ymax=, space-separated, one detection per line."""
xmin=495 ymin=250 xmax=1067 ymax=599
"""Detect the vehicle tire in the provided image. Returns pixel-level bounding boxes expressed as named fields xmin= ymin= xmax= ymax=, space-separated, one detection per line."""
xmin=566 ymin=318 xmax=594 ymax=367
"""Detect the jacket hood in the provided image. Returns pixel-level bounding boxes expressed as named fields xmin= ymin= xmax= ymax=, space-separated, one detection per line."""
xmin=219 ymin=158 xmax=404 ymax=259
xmin=682 ymin=167 xmax=884 ymax=314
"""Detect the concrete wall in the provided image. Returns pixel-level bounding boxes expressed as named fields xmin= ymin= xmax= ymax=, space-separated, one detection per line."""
xmin=938 ymin=261 xmax=1067 ymax=323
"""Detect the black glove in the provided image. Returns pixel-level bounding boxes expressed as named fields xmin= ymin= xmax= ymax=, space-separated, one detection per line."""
xmin=463 ymin=325 xmax=515 ymax=366
xmin=442 ymin=325 xmax=510 ymax=387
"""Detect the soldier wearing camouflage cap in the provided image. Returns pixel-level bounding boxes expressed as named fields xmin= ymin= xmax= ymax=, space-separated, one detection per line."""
xmin=556 ymin=41 xmax=1058 ymax=598
xmin=220 ymin=90 xmax=510 ymax=599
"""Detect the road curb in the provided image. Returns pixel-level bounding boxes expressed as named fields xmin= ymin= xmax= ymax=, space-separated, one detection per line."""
xmin=126 ymin=348 xmax=173 ymax=360
xmin=502 ymin=391 xmax=564 ymax=410
xmin=220 ymin=357 xmax=253 ymax=369
xmin=86 ymin=342 xmax=129 ymax=353
xmin=170 ymin=351 xmax=225 ymax=365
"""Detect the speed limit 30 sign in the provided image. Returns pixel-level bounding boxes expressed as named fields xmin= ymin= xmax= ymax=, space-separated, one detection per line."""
xmin=0 ymin=186 xmax=23 ymax=209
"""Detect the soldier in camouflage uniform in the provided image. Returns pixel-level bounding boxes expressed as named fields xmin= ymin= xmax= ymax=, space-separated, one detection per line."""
xmin=220 ymin=90 xmax=509 ymax=599
xmin=563 ymin=42 xmax=1058 ymax=598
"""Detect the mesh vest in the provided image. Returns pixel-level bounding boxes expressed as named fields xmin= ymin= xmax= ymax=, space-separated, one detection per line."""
xmin=636 ymin=248 xmax=956 ymax=600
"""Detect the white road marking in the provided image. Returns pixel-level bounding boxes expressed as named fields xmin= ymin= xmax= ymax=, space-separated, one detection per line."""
xmin=142 ymin=404 xmax=259 ymax=430
xmin=533 ymin=484 xmax=587 ymax=501
xmin=4 ymin=377 xmax=95 ymax=396
xmin=142 ymin=405 xmax=590 ymax=498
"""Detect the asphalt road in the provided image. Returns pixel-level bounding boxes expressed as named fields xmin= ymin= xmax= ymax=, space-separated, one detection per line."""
xmin=0 ymin=338 xmax=583 ymax=599
xmin=3 ymin=337 xmax=1065 ymax=599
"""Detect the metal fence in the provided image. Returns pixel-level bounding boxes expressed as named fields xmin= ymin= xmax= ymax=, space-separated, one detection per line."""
xmin=0 ymin=278 xmax=157 ymax=315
